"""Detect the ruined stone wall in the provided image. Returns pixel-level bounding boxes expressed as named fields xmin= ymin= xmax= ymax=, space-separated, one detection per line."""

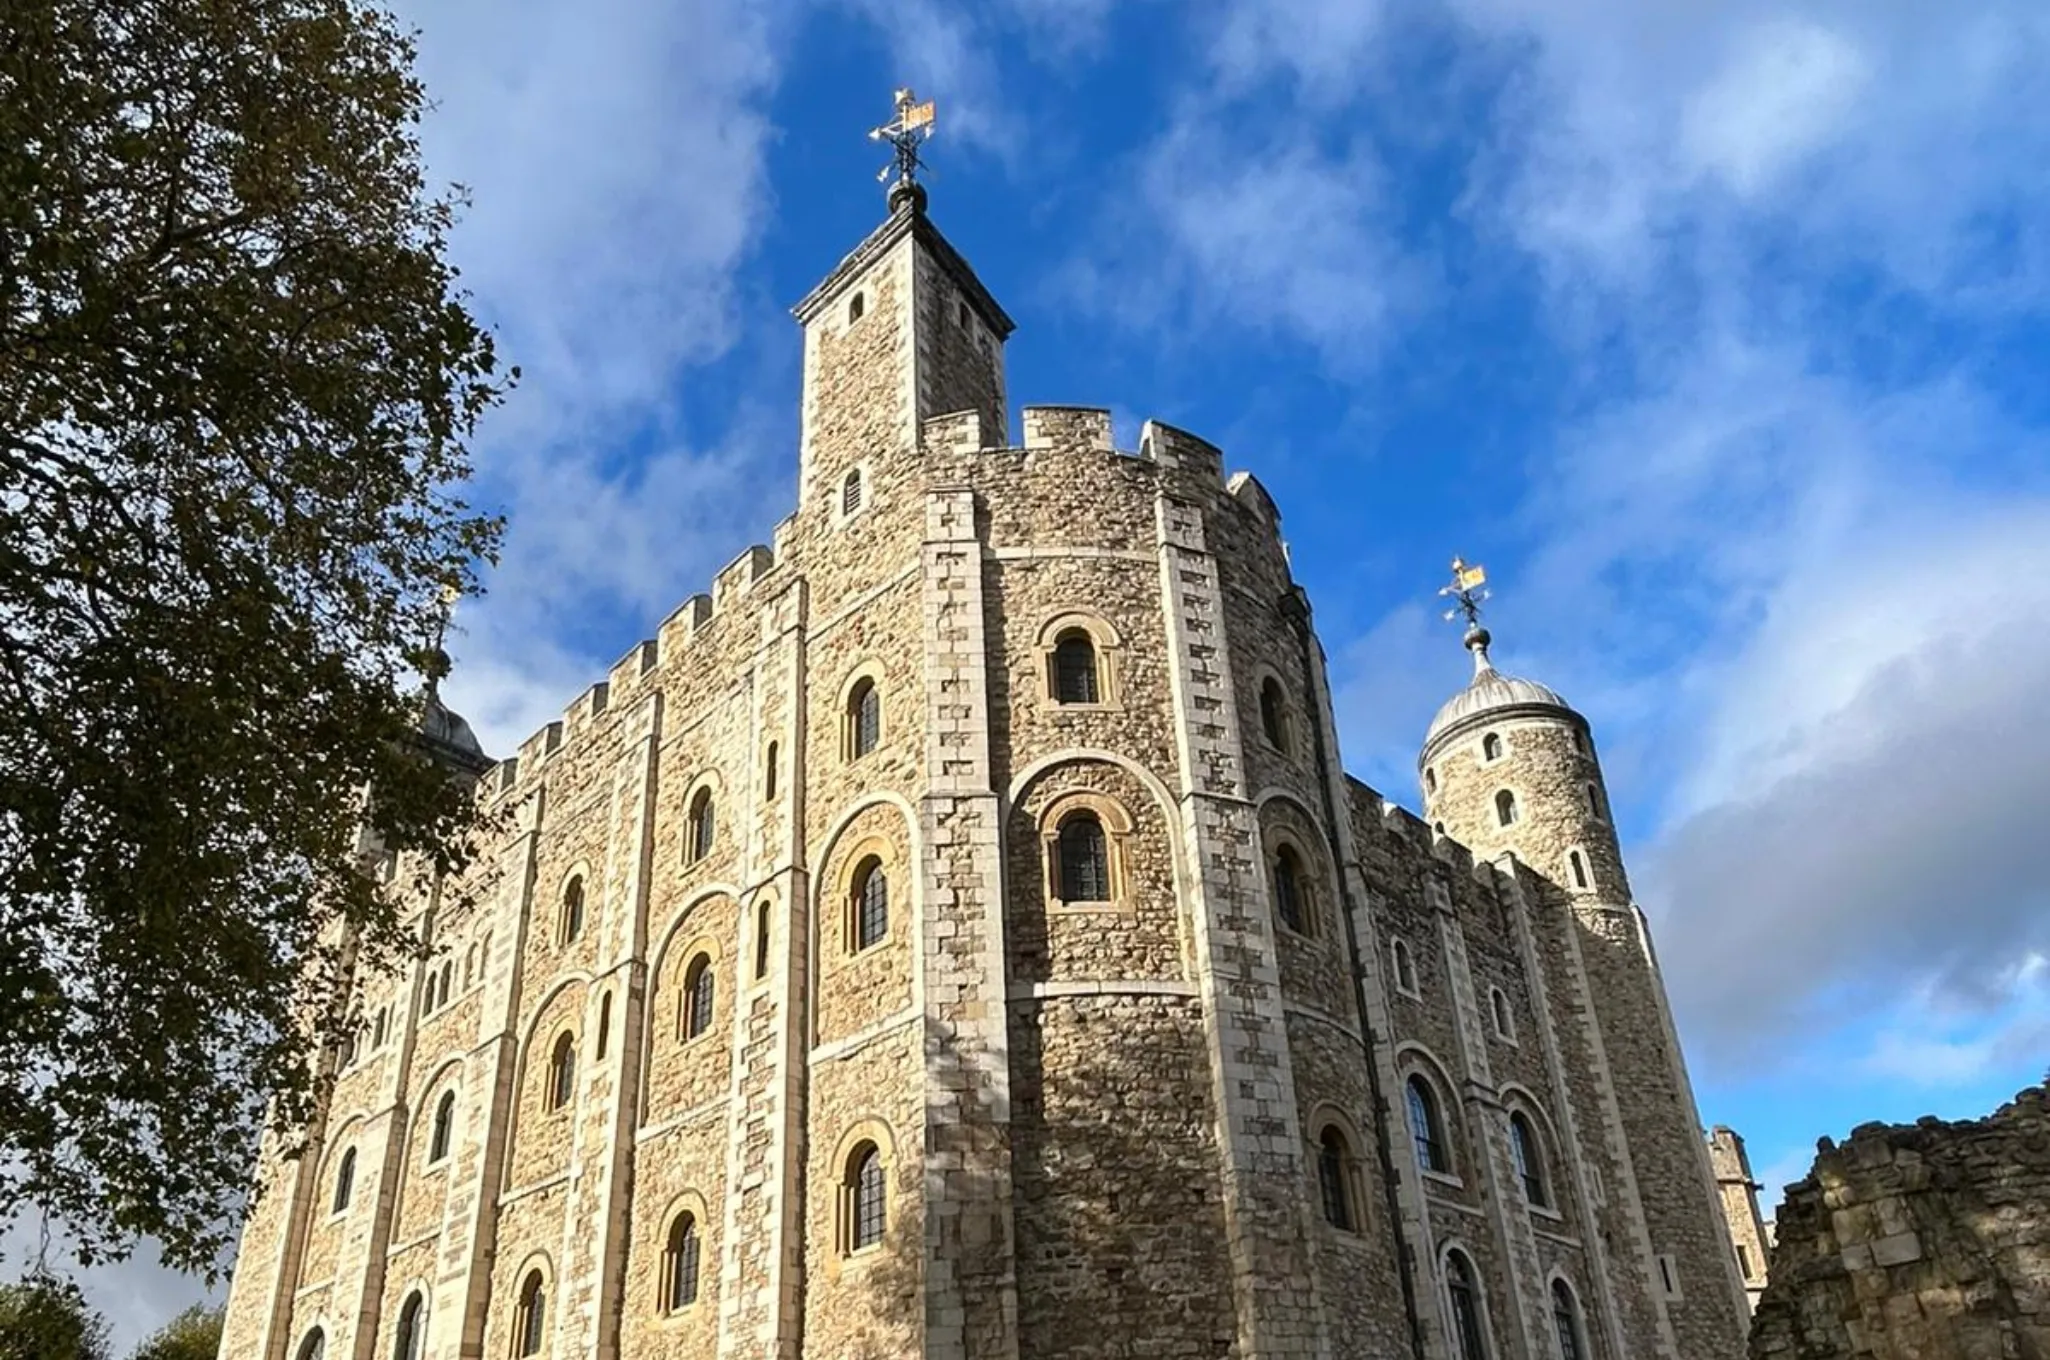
xmin=1749 ymin=1088 xmax=2050 ymax=1360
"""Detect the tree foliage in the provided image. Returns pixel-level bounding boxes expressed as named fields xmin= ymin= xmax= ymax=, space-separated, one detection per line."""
xmin=129 ymin=1302 xmax=224 ymax=1360
xmin=0 ymin=1274 xmax=113 ymax=1360
xmin=0 ymin=0 xmax=511 ymax=1272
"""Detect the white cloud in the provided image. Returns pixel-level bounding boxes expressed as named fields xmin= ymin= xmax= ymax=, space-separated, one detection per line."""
xmin=1680 ymin=17 xmax=1871 ymax=199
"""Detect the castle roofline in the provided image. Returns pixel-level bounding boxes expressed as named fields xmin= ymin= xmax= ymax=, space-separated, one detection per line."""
xmin=791 ymin=195 xmax=1016 ymax=340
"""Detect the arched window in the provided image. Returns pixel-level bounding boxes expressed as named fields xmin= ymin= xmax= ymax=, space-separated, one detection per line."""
xmin=1392 ymin=939 xmax=1419 ymax=995
xmin=687 ymin=789 xmax=715 ymax=863
xmin=547 ymin=1032 xmax=576 ymax=1110
xmin=515 ymin=1271 xmax=546 ymax=1358
xmin=1272 ymin=845 xmax=1308 ymax=936
xmin=1551 ymin=1279 xmax=1586 ymax=1360
xmin=429 ymin=1091 xmax=455 ymax=1164
xmin=848 ymin=1143 xmax=887 ymax=1252
xmin=683 ymin=955 xmax=715 ymax=1041
xmin=1585 ymin=782 xmax=1604 ymax=820
xmin=1424 ymin=766 xmax=1438 ymax=795
xmin=392 ymin=1293 xmax=423 ymax=1360
xmin=1407 ymin=1075 xmax=1450 ymax=1174
xmin=1568 ymin=850 xmax=1589 ymax=889
xmin=1491 ymin=988 xmax=1514 ymax=1041
xmin=1572 ymin=727 xmax=1589 ymax=755
xmin=755 ymin=901 xmax=772 ymax=979
xmin=372 ymin=1007 xmax=388 ymax=1049
xmin=1482 ymin=731 xmax=1503 ymax=761
xmin=1055 ymin=811 xmax=1109 ymax=902
xmin=295 ymin=1327 xmax=326 ymax=1360
xmin=841 ymin=466 xmax=864 ymax=515
xmin=1495 ymin=789 xmax=1519 ymax=826
xmin=1445 ymin=1251 xmax=1490 ymax=1360
xmin=596 ymin=993 xmax=611 ymax=1060
xmin=848 ymin=678 xmax=880 ymax=758
xmin=1510 ymin=1112 xmax=1547 ymax=1207
xmin=332 ymin=1148 xmax=356 ymax=1212
xmin=664 ymin=1212 xmax=701 ymax=1311
xmin=1316 ymin=1125 xmax=1357 ymax=1231
xmin=1260 ymin=677 xmax=1289 ymax=751
xmin=1051 ymin=630 xmax=1099 ymax=704
xmin=763 ymin=742 xmax=778 ymax=800
xmin=853 ymin=857 xmax=888 ymax=950
xmin=846 ymin=292 xmax=865 ymax=325
xmin=437 ymin=961 xmax=453 ymax=1008
xmin=560 ymin=875 xmax=585 ymax=945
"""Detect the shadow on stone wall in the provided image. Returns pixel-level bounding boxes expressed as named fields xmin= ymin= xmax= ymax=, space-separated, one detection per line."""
xmin=1749 ymin=1083 xmax=2050 ymax=1360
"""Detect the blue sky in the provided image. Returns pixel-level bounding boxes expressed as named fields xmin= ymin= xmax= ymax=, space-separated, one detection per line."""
xmin=56 ymin=0 xmax=2050 ymax=1346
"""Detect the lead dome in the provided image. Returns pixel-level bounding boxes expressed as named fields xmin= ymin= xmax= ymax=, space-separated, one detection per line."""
xmin=1422 ymin=625 xmax=1576 ymax=752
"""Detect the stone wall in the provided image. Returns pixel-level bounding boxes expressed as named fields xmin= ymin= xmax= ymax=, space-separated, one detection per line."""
xmin=1749 ymin=1087 xmax=2050 ymax=1360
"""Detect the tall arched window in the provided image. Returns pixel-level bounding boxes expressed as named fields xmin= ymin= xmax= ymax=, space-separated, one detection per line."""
xmin=429 ymin=1091 xmax=455 ymax=1164
xmin=1056 ymin=811 xmax=1109 ymax=902
xmin=687 ymin=788 xmax=715 ymax=863
xmin=664 ymin=1212 xmax=701 ymax=1311
xmin=1495 ymin=789 xmax=1519 ymax=826
xmin=560 ymin=875 xmax=585 ymax=945
xmin=1482 ymin=731 xmax=1503 ymax=761
xmin=295 ymin=1327 xmax=326 ymax=1360
xmin=1445 ymin=1251 xmax=1490 ymax=1360
xmin=1509 ymin=1112 xmax=1547 ymax=1207
xmin=1551 ymin=1279 xmax=1586 ymax=1360
xmin=848 ymin=1143 xmax=887 ymax=1252
xmin=1407 ymin=1075 xmax=1449 ymax=1174
xmin=683 ymin=955 xmax=715 ymax=1041
xmin=515 ymin=1271 xmax=546 ymax=1358
xmin=332 ymin=1147 xmax=356 ymax=1212
xmin=392 ymin=1293 xmax=424 ymax=1360
xmin=1051 ymin=630 xmax=1099 ymax=705
xmin=853 ymin=858 xmax=888 ymax=950
xmin=1316 ymin=1126 xmax=1356 ymax=1231
xmin=848 ymin=678 xmax=880 ymax=758
xmin=1568 ymin=850 xmax=1589 ymax=890
xmin=1260 ymin=677 xmax=1289 ymax=751
xmin=1272 ymin=845 xmax=1308 ymax=935
xmin=547 ymin=1032 xmax=576 ymax=1110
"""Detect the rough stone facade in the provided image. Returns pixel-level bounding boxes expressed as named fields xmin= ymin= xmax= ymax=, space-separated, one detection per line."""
xmin=1709 ymin=1127 xmax=1773 ymax=1312
xmin=1747 ymin=1087 xmax=2050 ymax=1360
xmin=217 ymin=188 xmax=1749 ymax=1360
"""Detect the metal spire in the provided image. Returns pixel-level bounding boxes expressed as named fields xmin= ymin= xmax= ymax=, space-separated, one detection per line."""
xmin=1438 ymin=557 xmax=1496 ymax=676
xmin=868 ymin=87 xmax=935 ymax=208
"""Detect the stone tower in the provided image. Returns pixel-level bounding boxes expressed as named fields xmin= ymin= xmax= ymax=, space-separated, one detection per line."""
xmin=1707 ymin=1126 xmax=1771 ymax=1311
xmin=1421 ymin=621 xmax=1753 ymax=1358
xmin=218 ymin=162 xmax=1754 ymax=1360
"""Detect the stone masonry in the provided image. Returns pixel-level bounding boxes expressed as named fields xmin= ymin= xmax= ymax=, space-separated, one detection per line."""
xmin=216 ymin=183 xmax=1750 ymax=1360
xmin=1709 ymin=1127 xmax=1774 ymax=1313
xmin=1748 ymin=1087 xmax=2050 ymax=1360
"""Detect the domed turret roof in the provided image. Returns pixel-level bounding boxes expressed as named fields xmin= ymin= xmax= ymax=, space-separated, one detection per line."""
xmin=1423 ymin=628 xmax=1575 ymax=750
xmin=422 ymin=694 xmax=486 ymax=761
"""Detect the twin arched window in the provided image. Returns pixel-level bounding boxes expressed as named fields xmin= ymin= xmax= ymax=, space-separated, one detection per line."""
xmin=687 ymin=789 xmax=716 ymax=863
xmin=1259 ymin=676 xmax=1290 ymax=752
xmin=515 ymin=1270 xmax=546 ymax=1357
xmin=560 ymin=875 xmax=585 ymax=946
xmin=392 ymin=1293 xmax=424 ymax=1360
xmin=1272 ymin=844 xmax=1309 ymax=936
xmin=1552 ymin=1279 xmax=1586 ymax=1360
xmin=1509 ymin=1112 xmax=1548 ymax=1207
xmin=1055 ymin=811 xmax=1109 ymax=902
xmin=664 ymin=1212 xmax=701 ymax=1311
xmin=1052 ymin=630 xmax=1100 ymax=705
xmin=848 ymin=1143 xmax=887 ymax=1252
xmin=547 ymin=1031 xmax=576 ymax=1110
xmin=682 ymin=955 xmax=715 ymax=1041
xmin=1445 ymin=1250 xmax=1490 ymax=1360
xmin=1407 ymin=1075 xmax=1450 ymax=1175
xmin=1315 ymin=1125 xmax=1358 ymax=1232
xmin=847 ymin=678 xmax=881 ymax=759
xmin=429 ymin=1091 xmax=455 ymax=1164
xmin=332 ymin=1147 xmax=356 ymax=1213
xmin=852 ymin=857 xmax=888 ymax=950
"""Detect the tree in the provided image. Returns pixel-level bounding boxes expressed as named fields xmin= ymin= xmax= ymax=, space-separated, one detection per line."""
xmin=0 ymin=1273 xmax=113 ymax=1360
xmin=0 ymin=0 xmax=513 ymax=1273
xmin=129 ymin=1302 xmax=224 ymax=1360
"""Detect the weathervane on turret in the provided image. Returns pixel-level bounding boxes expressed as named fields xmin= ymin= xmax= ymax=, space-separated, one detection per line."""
xmin=869 ymin=87 xmax=936 ymax=209
xmin=1439 ymin=557 xmax=1497 ymax=674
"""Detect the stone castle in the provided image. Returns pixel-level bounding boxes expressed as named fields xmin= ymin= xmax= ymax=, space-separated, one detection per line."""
xmin=217 ymin=176 xmax=1754 ymax=1360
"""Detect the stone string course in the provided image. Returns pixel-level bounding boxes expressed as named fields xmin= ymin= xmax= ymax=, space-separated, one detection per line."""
xmin=1748 ymin=1087 xmax=2050 ymax=1360
xmin=217 ymin=197 xmax=1749 ymax=1360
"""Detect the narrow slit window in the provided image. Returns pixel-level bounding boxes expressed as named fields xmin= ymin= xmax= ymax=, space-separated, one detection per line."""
xmin=1393 ymin=939 xmax=1418 ymax=994
xmin=429 ymin=1091 xmax=455 ymax=1164
xmin=332 ymin=1148 xmax=356 ymax=1212
xmin=755 ymin=901 xmax=772 ymax=979
xmin=1585 ymin=782 xmax=1605 ymax=820
xmin=596 ymin=994 xmax=611 ymax=1060
xmin=763 ymin=742 xmax=778 ymax=800
xmin=1491 ymin=988 xmax=1514 ymax=1041
xmin=687 ymin=788 xmax=715 ymax=863
xmin=1569 ymin=850 xmax=1589 ymax=889
xmin=683 ymin=955 xmax=715 ymax=1041
xmin=561 ymin=875 xmax=585 ymax=945
xmin=548 ymin=1032 xmax=576 ymax=1109
xmin=1260 ymin=677 xmax=1289 ymax=751
xmin=841 ymin=467 xmax=864 ymax=516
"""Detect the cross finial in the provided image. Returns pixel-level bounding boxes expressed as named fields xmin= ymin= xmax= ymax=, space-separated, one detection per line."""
xmin=868 ymin=87 xmax=936 ymax=207
xmin=1438 ymin=557 xmax=1496 ymax=674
